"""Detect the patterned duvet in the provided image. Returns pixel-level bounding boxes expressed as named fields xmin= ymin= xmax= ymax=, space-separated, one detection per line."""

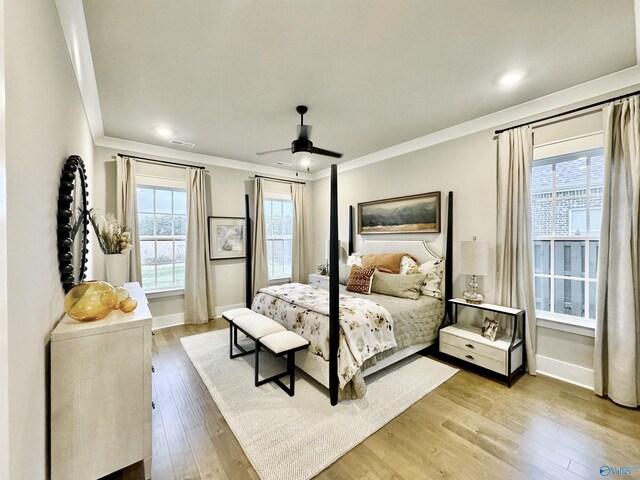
xmin=251 ymin=282 xmax=444 ymax=393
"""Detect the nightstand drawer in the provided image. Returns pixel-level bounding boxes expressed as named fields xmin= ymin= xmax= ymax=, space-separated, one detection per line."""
xmin=440 ymin=330 xmax=506 ymax=363
xmin=440 ymin=342 xmax=507 ymax=375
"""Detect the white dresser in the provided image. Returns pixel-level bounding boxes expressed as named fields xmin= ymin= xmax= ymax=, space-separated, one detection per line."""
xmin=51 ymin=282 xmax=152 ymax=480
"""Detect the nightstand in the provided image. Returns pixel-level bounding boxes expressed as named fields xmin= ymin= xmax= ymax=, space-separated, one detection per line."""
xmin=308 ymin=273 xmax=330 ymax=290
xmin=439 ymin=298 xmax=526 ymax=387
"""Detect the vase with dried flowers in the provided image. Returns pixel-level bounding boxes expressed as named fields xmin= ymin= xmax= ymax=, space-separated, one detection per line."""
xmin=89 ymin=211 xmax=132 ymax=286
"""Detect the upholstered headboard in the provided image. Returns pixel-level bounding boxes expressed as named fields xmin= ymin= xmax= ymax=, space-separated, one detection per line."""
xmin=351 ymin=240 xmax=442 ymax=265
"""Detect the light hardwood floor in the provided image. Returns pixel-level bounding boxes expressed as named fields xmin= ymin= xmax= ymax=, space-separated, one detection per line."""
xmin=105 ymin=320 xmax=640 ymax=480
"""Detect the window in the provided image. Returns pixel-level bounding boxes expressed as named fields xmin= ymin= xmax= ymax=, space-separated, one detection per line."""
xmin=264 ymin=198 xmax=293 ymax=279
xmin=531 ymin=147 xmax=604 ymax=323
xmin=137 ymin=184 xmax=187 ymax=290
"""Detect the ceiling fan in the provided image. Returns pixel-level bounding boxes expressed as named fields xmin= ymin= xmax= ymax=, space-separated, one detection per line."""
xmin=256 ymin=105 xmax=343 ymax=172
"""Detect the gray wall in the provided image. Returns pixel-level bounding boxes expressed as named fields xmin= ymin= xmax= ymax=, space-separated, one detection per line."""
xmin=4 ymin=1 xmax=96 ymax=477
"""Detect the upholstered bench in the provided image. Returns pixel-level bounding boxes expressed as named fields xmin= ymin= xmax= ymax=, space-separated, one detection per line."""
xmin=256 ymin=331 xmax=310 ymax=396
xmin=227 ymin=312 xmax=286 ymax=359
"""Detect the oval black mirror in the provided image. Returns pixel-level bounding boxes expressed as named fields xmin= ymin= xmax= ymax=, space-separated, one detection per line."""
xmin=57 ymin=155 xmax=89 ymax=292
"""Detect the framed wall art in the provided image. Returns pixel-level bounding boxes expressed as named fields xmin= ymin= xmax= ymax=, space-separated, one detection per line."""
xmin=208 ymin=216 xmax=246 ymax=260
xmin=358 ymin=191 xmax=441 ymax=234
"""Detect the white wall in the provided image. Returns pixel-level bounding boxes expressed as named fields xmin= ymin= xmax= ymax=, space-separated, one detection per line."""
xmin=311 ymin=112 xmax=603 ymax=388
xmin=4 ymin=0 xmax=96 ymax=478
xmin=92 ymin=146 xmax=283 ymax=325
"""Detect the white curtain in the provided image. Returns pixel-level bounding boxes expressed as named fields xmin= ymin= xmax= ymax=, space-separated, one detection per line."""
xmin=290 ymin=182 xmax=308 ymax=283
xmin=594 ymin=96 xmax=640 ymax=407
xmin=496 ymin=126 xmax=537 ymax=374
xmin=184 ymin=168 xmax=215 ymax=324
xmin=116 ymin=156 xmax=141 ymax=282
xmin=251 ymin=178 xmax=269 ymax=297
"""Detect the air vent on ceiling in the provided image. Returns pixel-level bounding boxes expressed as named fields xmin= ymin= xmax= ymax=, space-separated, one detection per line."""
xmin=170 ymin=139 xmax=195 ymax=148
xmin=275 ymin=161 xmax=292 ymax=166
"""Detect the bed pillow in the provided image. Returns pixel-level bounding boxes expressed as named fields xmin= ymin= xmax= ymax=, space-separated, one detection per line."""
xmin=361 ymin=252 xmax=406 ymax=273
xmin=346 ymin=265 xmax=375 ymax=294
xmin=338 ymin=262 xmax=352 ymax=285
xmin=404 ymin=258 xmax=445 ymax=299
xmin=399 ymin=255 xmax=419 ymax=274
xmin=346 ymin=254 xmax=362 ymax=266
xmin=371 ymin=271 xmax=426 ymax=300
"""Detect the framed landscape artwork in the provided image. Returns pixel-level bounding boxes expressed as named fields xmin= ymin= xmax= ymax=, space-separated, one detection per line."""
xmin=358 ymin=191 xmax=441 ymax=234
xmin=208 ymin=216 xmax=246 ymax=260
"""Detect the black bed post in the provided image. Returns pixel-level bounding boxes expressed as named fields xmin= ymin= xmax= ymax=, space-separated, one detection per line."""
xmin=245 ymin=194 xmax=253 ymax=309
xmin=329 ymin=165 xmax=339 ymax=406
xmin=348 ymin=205 xmax=354 ymax=255
xmin=445 ymin=191 xmax=453 ymax=323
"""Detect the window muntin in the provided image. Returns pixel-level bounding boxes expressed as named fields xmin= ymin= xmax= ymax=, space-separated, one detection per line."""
xmin=532 ymin=148 xmax=603 ymax=322
xmin=264 ymin=198 xmax=292 ymax=279
xmin=137 ymin=185 xmax=187 ymax=290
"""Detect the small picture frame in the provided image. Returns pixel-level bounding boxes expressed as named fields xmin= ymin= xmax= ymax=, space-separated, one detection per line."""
xmin=208 ymin=216 xmax=246 ymax=260
xmin=481 ymin=317 xmax=498 ymax=342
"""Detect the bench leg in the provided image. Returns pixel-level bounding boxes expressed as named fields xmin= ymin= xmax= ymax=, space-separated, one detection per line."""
xmin=229 ymin=324 xmax=255 ymax=359
xmin=273 ymin=353 xmax=295 ymax=397
xmin=255 ymin=342 xmax=260 ymax=387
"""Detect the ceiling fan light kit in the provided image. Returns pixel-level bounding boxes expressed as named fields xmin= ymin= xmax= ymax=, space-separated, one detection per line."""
xmin=256 ymin=105 xmax=343 ymax=172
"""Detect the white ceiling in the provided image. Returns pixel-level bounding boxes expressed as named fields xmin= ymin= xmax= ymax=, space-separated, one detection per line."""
xmin=80 ymin=0 xmax=637 ymax=174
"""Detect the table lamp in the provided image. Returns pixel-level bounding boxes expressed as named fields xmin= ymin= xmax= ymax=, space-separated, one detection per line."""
xmin=460 ymin=237 xmax=490 ymax=304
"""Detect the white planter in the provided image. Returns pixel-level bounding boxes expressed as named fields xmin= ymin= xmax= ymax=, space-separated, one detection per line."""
xmin=104 ymin=252 xmax=129 ymax=287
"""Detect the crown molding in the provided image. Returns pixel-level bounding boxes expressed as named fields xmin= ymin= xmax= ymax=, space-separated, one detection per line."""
xmin=96 ymin=136 xmax=314 ymax=181
xmin=311 ymin=66 xmax=640 ymax=180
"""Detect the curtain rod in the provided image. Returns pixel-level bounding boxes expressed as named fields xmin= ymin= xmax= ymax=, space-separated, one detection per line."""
xmin=495 ymin=88 xmax=640 ymax=135
xmin=254 ymin=174 xmax=306 ymax=185
xmin=117 ymin=153 xmax=205 ymax=170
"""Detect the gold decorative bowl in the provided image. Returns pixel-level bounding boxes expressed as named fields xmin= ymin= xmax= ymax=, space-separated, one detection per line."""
xmin=64 ymin=280 xmax=118 ymax=322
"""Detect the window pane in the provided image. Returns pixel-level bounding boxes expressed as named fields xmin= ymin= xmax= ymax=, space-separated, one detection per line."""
xmin=157 ymin=240 xmax=174 ymax=263
xmin=589 ymin=281 xmax=597 ymax=320
xmin=533 ymin=240 xmax=550 ymax=274
xmin=588 ymin=206 xmax=602 ymax=236
xmin=556 ymin=157 xmax=587 ymax=194
xmin=534 ymin=276 xmax=550 ymax=312
xmin=138 ymin=213 xmax=154 ymax=236
xmin=553 ymin=278 xmax=585 ymax=317
xmin=554 ymin=240 xmax=585 ymax=278
xmin=156 ymin=189 xmax=172 ymax=214
xmin=175 ymin=240 xmax=186 ymax=263
xmin=174 ymin=215 xmax=187 ymax=236
xmin=569 ymin=209 xmax=587 ymax=236
xmin=140 ymin=240 xmax=155 ymax=265
xmin=173 ymin=190 xmax=187 ymax=214
xmin=141 ymin=265 xmax=156 ymax=289
xmin=589 ymin=154 xmax=605 ymax=191
xmin=589 ymin=240 xmax=599 ymax=279
xmin=156 ymin=264 xmax=174 ymax=287
xmin=137 ymin=187 xmax=154 ymax=213
xmin=156 ymin=214 xmax=172 ymax=235
xmin=175 ymin=263 xmax=185 ymax=287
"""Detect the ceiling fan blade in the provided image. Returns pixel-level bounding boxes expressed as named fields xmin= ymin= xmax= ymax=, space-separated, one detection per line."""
xmin=297 ymin=124 xmax=312 ymax=141
xmin=256 ymin=148 xmax=291 ymax=156
xmin=310 ymin=146 xmax=343 ymax=158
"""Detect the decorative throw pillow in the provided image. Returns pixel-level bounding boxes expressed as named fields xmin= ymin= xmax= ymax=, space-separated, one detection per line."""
xmin=338 ymin=262 xmax=352 ymax=285
xmin=346 ymin=255 xmax=362 ymax=266
xmin=371 ymin=271 xmax=426 ymax=300
xmin=399 ymin=255 xmax=419 ymax=274
xmin=361 ymin=252 xmax=407 ymax=273
xmin=346 ymin=265 xmax=375 ymax=294
xmin=404 ymin=258 xmax=445 ymax=299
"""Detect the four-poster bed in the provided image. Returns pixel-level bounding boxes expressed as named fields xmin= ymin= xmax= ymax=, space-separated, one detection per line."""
xmin=244 ymin=165 xmax=454 ymax=405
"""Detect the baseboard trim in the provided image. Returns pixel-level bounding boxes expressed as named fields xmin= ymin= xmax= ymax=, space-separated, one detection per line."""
xmin=536 ymin=354 xmax=594 ymax=390
xmin=153 ymin=313 xmax=185 ymax=330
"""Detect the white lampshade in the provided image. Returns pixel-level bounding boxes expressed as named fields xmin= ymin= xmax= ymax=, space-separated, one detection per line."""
xmin=460 ymin=240 xmax=490 ymax=276
xmin=294 ymin=151 xmax=311 ymax=167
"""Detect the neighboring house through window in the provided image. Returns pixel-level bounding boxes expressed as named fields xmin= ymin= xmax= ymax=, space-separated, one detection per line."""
xmin=137 ymin=174 xmax=187 ymax=291
xmin=531 ymin=138 xmax=604 ymax=325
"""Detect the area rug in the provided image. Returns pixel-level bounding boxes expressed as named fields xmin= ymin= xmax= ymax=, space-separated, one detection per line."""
xmin=181 ymin=329 xmax=457 ymax=480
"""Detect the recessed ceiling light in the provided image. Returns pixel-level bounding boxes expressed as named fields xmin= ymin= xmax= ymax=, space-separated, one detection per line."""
xmin=155 ymin=127 xmax=173 ymax=138
xmin=498 ymin=70 xmax=525 ymax=87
